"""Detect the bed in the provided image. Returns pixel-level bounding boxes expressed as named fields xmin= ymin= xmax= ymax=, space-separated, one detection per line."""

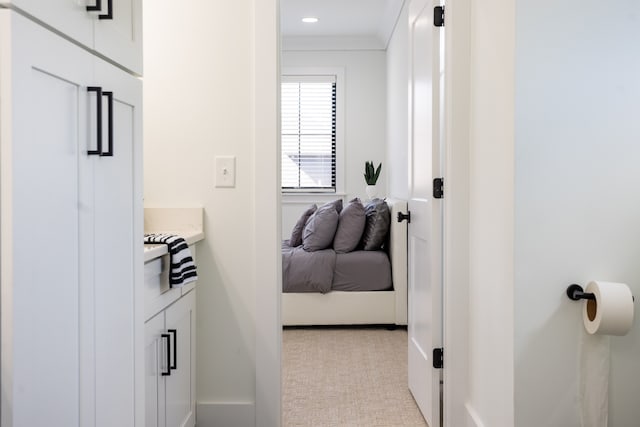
xmin=281 ymin=198 xmax=407 ymax=326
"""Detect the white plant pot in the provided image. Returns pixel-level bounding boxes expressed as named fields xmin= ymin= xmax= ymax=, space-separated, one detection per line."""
xmin=365 ymin=184 xmax=378 ymax=200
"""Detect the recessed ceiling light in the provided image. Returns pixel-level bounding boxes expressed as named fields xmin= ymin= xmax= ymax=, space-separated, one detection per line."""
xmin=302 ymin=17 xmax=318 ymax=23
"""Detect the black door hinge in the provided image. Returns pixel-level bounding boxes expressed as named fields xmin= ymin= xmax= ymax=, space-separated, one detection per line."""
xmin=434 ymin=6 xmax=445 ymax=27
xmin=433 ymin=177 xmax=444 ymax=199
xmin=433 ymin=348 xmax=443 ymax=369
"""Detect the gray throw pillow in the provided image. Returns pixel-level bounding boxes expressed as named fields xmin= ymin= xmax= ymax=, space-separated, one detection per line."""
xmin=302 ymin=202 xmax=340 ymax=252
xmin=333 ymin=198 xmax=366 ymax=253
xmin=289 ymin=204 xmax=317 ymax=247
xmin=328 ymin=198 xmax=343 ymax=214
xmin=360 ymin=198 xmax=391 ymax=251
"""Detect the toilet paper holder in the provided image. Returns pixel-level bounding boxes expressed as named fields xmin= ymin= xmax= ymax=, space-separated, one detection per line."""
xmin=567 ymin=284 xmax=595 ymax=301
xmin=567 ymin=283 xmax=635 ymax=302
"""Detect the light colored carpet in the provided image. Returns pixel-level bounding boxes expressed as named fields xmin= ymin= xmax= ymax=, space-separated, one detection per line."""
xmin=282 ymin=327 xmax=429 ymax=427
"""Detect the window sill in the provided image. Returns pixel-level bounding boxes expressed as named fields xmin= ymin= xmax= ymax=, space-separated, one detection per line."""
xmin=282 ymin=192 xmax=346 ymax=204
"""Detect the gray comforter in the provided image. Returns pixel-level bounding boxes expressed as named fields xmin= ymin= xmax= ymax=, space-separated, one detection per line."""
xmin=282 ymin=241 xmax=336 ymax=293
xmin=282 ymin=241 xmax=393 ymax=293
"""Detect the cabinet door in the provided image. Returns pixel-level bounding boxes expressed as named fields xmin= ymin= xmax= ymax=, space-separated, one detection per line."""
xmin=145 ymin=313 xmax=167 ymax=427
xmin=0 ymin=0 xmax=141 ymax=74
xmin=92 ymin=57 xmax=143 ymax=427
xmin=94 ymin=0 xmax=143 ymax=74
xmin=165 ymin=290 xmax=196 ymax=427
xmin=1 ymin=11 xmax=92 ymax=427
xmin=0 ymin=0 xmax=93 ymax=47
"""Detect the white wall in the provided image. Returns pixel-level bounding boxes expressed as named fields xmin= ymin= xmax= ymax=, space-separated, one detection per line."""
xmin=281 ymin=50 xmax=387 ymax=238
xmin=457 ymin=0 xmax=640 ymax=425
xmin=514 ymin=1 xmax=640 ymax=426
xmin=143 ymin=0 xmax=261 ymax=422
xmin=386 ymin=2 xmax=409 ymax=201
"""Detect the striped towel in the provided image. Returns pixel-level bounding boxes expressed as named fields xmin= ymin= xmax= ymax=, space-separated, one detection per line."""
xmin=144 ymin=234 xmax=198 ymax=287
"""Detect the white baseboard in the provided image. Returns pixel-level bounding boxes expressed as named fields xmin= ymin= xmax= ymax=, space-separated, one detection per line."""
xmin=465 ymin=402 xmax=485 ymax=427
xmin=196 ymin=402 xmax=255 ymax=427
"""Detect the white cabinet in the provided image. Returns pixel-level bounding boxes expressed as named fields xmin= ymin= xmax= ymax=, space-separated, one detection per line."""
xmin=94 ymin=0 xmax=142 ymax=74
xmin=87 ymin=49 xmax=143 ymax=427
xmin=0 ymin=0 xmax=142 ymax=74
xmin=145 ymin=312 xmax=167 ymax=427
xmin=145 ymin=290 xmax=196 ymax=427
xmin=0 ymin=10 xmax=143 ymax=427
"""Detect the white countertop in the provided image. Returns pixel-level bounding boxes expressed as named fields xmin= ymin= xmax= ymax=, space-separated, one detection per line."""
xmin=144 ymin=230 xmax=205 ymax=262
xmin=143 ymin=207 xmax=205 ymax=262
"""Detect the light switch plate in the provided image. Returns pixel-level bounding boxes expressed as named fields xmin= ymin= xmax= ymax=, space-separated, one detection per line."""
xmin=215 ymin=156 xmax=236 ymax=188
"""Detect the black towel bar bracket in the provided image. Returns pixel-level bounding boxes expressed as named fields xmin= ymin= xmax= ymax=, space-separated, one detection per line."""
xmin=566 ymin=284 xmax=596 ymax=301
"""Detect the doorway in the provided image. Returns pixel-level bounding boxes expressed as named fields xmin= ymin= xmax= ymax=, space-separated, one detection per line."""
xmin=256 ymin=1 xmax=477 ymax=426
xmin=276 ymin=0 xmax=444 ymax=426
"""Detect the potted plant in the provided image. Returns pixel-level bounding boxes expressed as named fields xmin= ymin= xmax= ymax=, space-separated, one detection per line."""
xmin=364 ymin=161 xmax=382 ymax=199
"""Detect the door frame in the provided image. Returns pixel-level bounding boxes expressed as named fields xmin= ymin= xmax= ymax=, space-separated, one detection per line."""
xmin=254 ymin=1 xmax=281 ymax=427
xmin=442 ymin=1 xmax=472 ymax=426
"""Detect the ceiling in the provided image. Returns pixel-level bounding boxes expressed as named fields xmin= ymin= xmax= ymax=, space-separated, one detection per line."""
xmin=280 ymin=0 xmax=405 ymax=50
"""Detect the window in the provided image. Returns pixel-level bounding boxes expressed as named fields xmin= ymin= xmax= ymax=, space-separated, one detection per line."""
xmin=281 ymin=75 xmax=336 ymax=192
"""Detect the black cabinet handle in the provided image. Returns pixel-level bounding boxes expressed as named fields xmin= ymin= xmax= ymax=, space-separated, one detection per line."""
xmin=87 ymin=0 xmax=112 ymax=20
xmin=86 ymin=0 xmax=101 ymax=12
xmin=101 ymin=91 xmax=113 ymax=156
xmin=87 ymin=86 xmax=102 ymax=156
xmin=161 ymin=333 xmax=171 ymax=376
xmin=168 ymin=329 xmax=177 ymax=370
xmin=99 ymin=0 xmax=113 ymax=20
xmin=88 ymin=87 xmax=114 ymax=157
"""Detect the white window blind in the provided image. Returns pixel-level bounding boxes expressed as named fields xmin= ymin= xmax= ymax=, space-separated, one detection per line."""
xmin=281 ymin=75 xmax=336 ymax=191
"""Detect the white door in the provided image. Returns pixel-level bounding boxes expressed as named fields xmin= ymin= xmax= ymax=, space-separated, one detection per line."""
xmin=3 ymin=11 xmax=92 ymax=426
xmin=407 ymin=0 xmax=444 ymax=426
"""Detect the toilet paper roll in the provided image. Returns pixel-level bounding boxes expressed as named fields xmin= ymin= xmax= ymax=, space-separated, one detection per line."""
xmin=583 ymin=281 xmax=634 ymax=336
xmin=579 ymin=333 xmax=610 ymax=427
